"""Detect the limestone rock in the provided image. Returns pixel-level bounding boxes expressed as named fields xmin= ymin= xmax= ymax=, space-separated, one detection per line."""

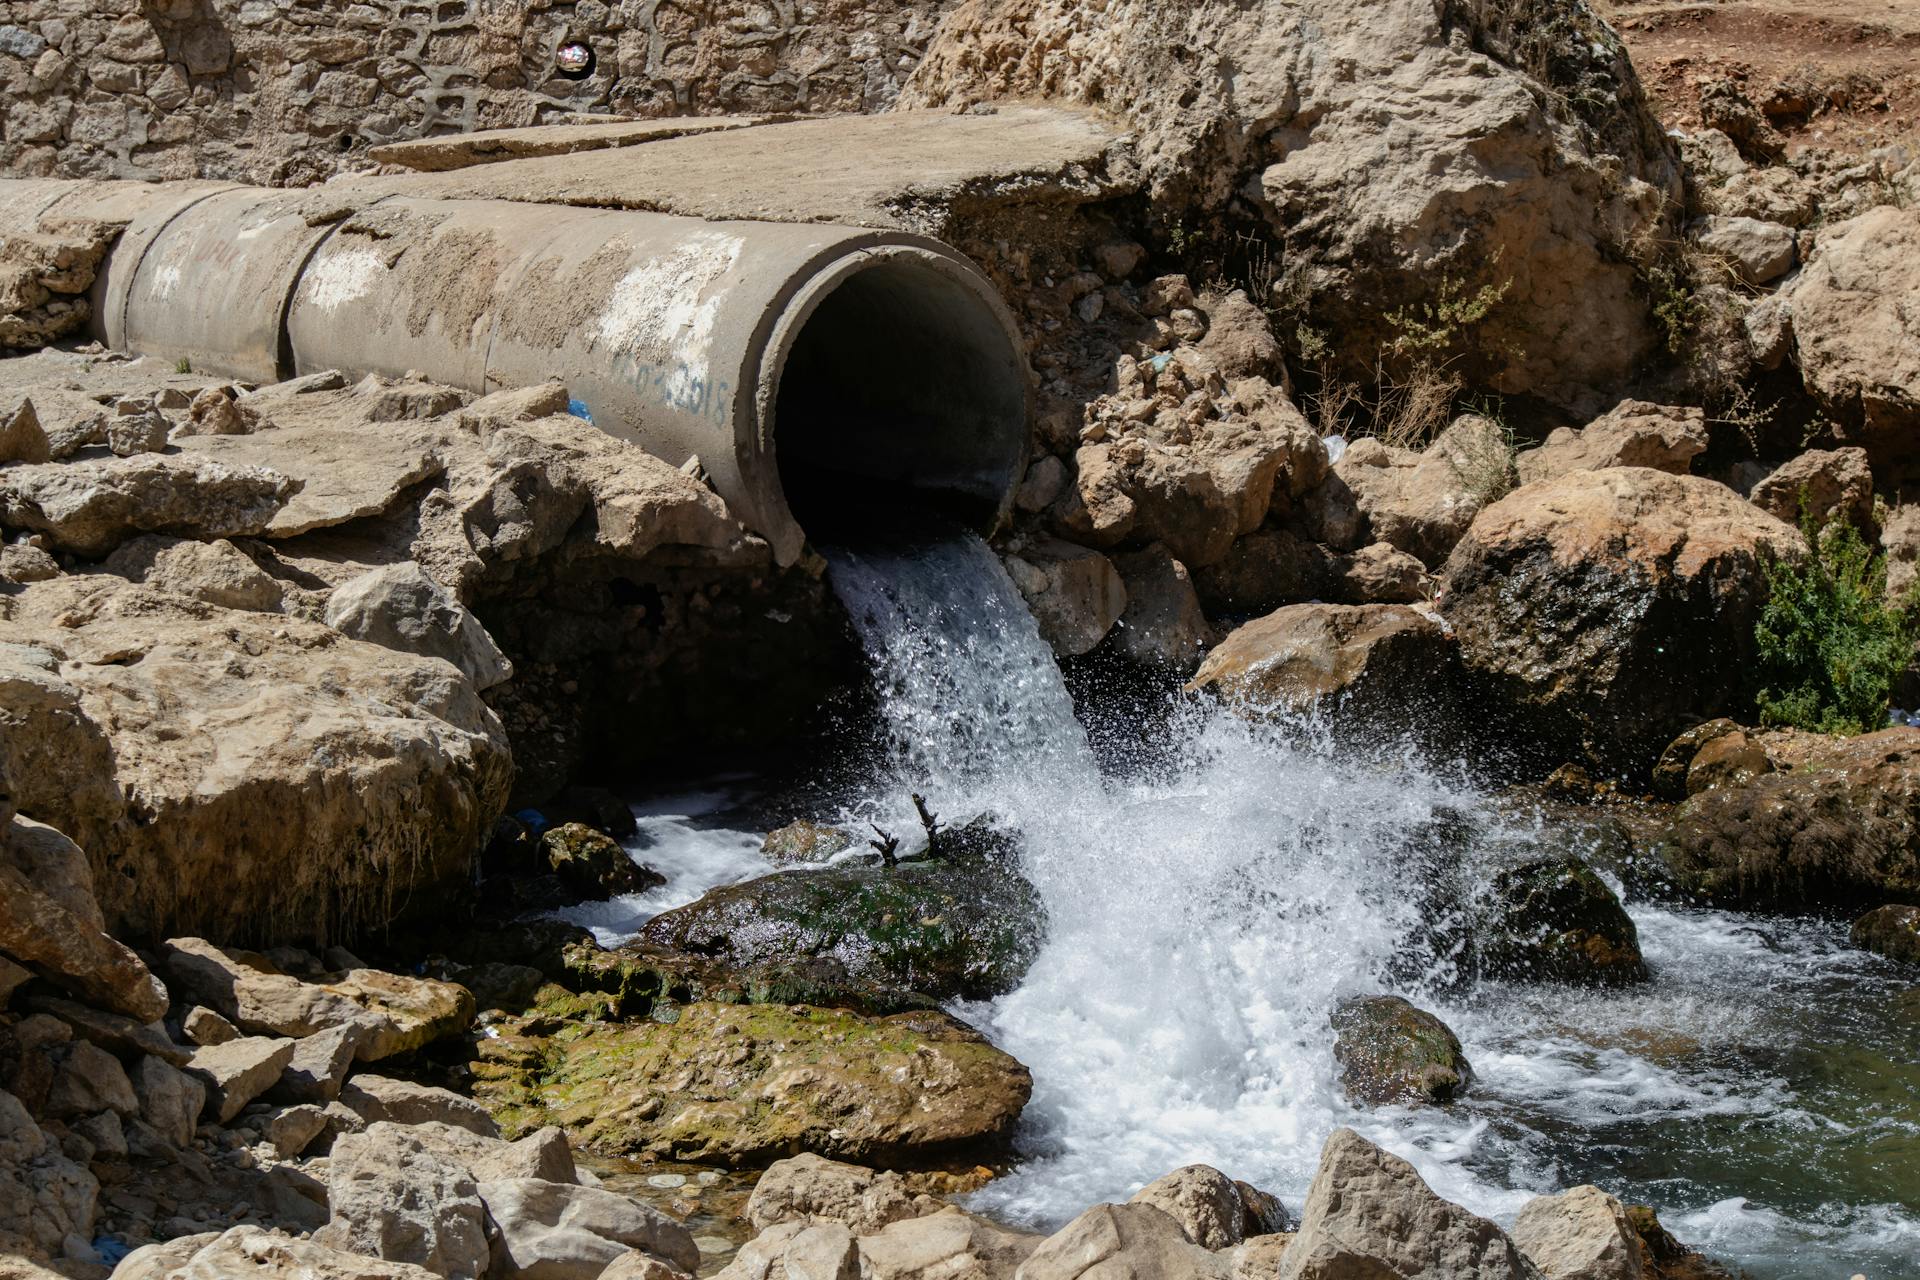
xmin=324 ymin=562 xmax=512 ymax=691
xmin=0 ymin=453 xmax=296 ymax=557
xmin=478 ymin=1177 xmax=700 ymax=1280
xmin=315 ymin=1125 xmax=491 ymax=1280
xmin=1281 ymin=1129 xmax=1540 ymax=1279
xmin=1016 ymin=1202 xmax=1228 ymax=1280
xmin=856 ymin=1207 xmax=1041 ymax=1280
xmin=1016 ymin=456 xmax=1069 ymax=514
xmin=1191 ymin=527 xmax=1331 ymax=616
xmin=103 ymin=535 xmax=283 ymax=612
xmin=1330 ymin=995 xmax=1474 ymax=1107
xmin=182 ymin=1007 xmax=239 ymax=1047
xmin=338 ymin=1075 xmax=499 ymax=1139
xmin=1 ymin=396 xmax=51 ymax=464
xmin=264 ymin=1104 xmax=330 ymax=1159
xmin=1330 ymin=542 xmax=1427 ymax=605
xmin=1129 ymin=1165 xmax=1281 ymax=1251
xmin=176 ymin=423 xmax=447 ymax=538
xmin=0 ymin=578 xmax=512 ymax=944
xmin=1336 ymin=417 xmax=1513 ymax=569
xmin=43 ymin=1039 xmax=137 ymax=1118
xmin=0 ymin=543 xmax=59 ymax=585
xmin=0 ymin=956 xmax=28 ymax=1007
xmin=0 ymin=1086 xmax=98 ymax=1259
xmin=1652 ymin=727 xmax=1920 ymax=907
xmin=1477 ymin=860 xmax=1647 ymax=987
xmin=1747 ymin=448 xmax=1872 ymax=530
xmin=115 ymin=1225 xmax=443 ymax=1280
xmin=1110 ymin=545 xmax=1211 ymax=672
xmin=1690 ymin=215 xmax=1795 ymax=285
xmin=905 ymin=0 xmax=1678 ymax=407
xmin=1512 ymin=1186 xmax=1645 ymax=1280
xmin=1003 ymin=538 xmax=1126 ymax=658
xmin=1886 ymin=503 xmax=1920 ymax=600
xmin=1779 ymin=206 xmax=1920 ymax=462
xmin=1439 ymin=468 xmax=1804 ymax=774
xmin=712 ymin=1222 xmax=855 ymax=1280
xmin=1188 ymin=603 xmax=1457 ymax=732
xmin=746 ymin=1153 xmax=935 ymax=1237
xmin=185 ymin=1036 xmax=296 ymax=1123
xmin=271 ymin=1024 xmax=360 ymax=1104
xmin=131 ymin=1055 xmax=205 ymax=1150
xmin=161 ymin=939 xmax=473 ymax=1061
xmin=1851 ymin=905 xmax=1920 ymax=965
xmin=480 ymin=1002 xmax=1029 ymax=1168
xmin=1514 ymin=403 xmax=1708 ymax=487
xmin=392 ymin=1121 xmax=578 ymax=1187
xmin=0 ymin=813 xmax=168 ymax=1022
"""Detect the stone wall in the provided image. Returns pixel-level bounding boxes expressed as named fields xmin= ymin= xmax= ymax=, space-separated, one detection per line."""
xmin=0 ymin=0 xmax=951 ymax=186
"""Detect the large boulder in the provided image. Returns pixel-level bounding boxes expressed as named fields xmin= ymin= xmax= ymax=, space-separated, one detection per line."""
xmin=1514 ymin=402 xmax=1707 ymax=487
xmin=1512 ymin=1186 xmax=1646 ymax=1280
xmin=477 ymin=1001 xmax=1030 ymax=1168
xmin=0 ymin=453 xmax=296 ymax=557
xmin=324 ymin=562 xmax=514 ymax=691
xmin=1335 ymin=417 xmax=1515 ymax=569
xmin=1777 ymin=206 xmax=1920 ymax=464
xmin=0 ymin=811 xmax=169 ymax=1021
xmin=0 ymin=1087 xmax=98 ymax=1259
xmin=640 ymin=838 xmax=1046 ymax=1002
xmin=1281 ymin=1128 xmax=1540 ymax=1279
xmin=904 ymin=0 xmax=1679 ymax=407
xmin=1003 ymin=538 xmax=1128 ymax=659
xmin=1187 ymin=603 xmax=1458 ymax=734
xmin=1128 ymin=1165 xmax=1290 ymax=1250
xmin=315 ymin=1125 xmax=493 ymax=1280
xmin=1475 ymin=860 xmax=1647 ymax=987
xmin=1852 ymin=905 xmax=1920 ymax=965
xmin=1439 ymin=468 xmax=1804 ymax=775
xmin=857 ymin=1208 xmax=1041 ymax=1280
xmin=1747 ymin=447 xmax=1873 ymax=531
xmin=745 ymin=1153 xmax=937 ymax=1237
xmin=160 ymin=938 xmax=474 ymax=1061
xmin=1651 ymin=727 xmax=1920 ymax=908
xmin=113 ymin=1226 xmax=444 ymax=1280
xmin=0 ymin=578 xmax=512 ymax=943
xmin=1330 ymin=995 xmax=1474 ymax=1106
xmin=1017 ymin=1202 xmax=1228 ymax=1280
xmin=477 ymin=1178 xmax=700 ymax=1280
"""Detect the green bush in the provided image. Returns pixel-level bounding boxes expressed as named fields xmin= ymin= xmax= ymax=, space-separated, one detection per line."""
xmin=1754 ymin=510 xmax=1919 ymax=735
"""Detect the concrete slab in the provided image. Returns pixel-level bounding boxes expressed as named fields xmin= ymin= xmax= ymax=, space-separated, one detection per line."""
xmin=348 ymin=106 xmax=1134 ymax=233
xmin=367 ymin=115 xmax=773 ymax=173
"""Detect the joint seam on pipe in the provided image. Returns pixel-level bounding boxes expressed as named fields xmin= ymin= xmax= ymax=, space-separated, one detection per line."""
xmin=110 ymin=187 xmax=233 ymax=351
xmin=273 ymin=192 xmax=401 ymax=384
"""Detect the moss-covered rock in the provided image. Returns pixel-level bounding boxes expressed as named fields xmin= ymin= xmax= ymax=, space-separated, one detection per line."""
xmin=639 ymin=828 xmax=1046 ymax=1000
xmin=559 ymin=940 xmax=938 ymax=1019
xmin=540 ymin=822 xmax=664 ymax=899
xmin=1851 ymin=905 xmax=1920 ymax=964
xmin=473 ymin=998 xmax=1030 ymax=1168
xmin=1477 ymin=858 xmax=1648 ymax=986
xmin=1330 ymin=994 xmax=1473 ymax=1107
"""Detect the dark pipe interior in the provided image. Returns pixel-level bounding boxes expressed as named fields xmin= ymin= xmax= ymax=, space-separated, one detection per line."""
xmin=774 ymin=256 xmax=1028 ymax=539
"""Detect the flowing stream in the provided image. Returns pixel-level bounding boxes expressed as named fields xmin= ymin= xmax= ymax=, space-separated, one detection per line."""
xmin=585 ymin=531 xmax=1920 ymax=1280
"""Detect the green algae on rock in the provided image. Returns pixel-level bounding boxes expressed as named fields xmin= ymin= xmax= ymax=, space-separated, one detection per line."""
xmin=473 ymin=999 xmax=1031 ymax=1168
xmin=638 ymin=833 xmax=1046 ymax=1001
xmin=1330 ymin=994 xmax=1474 ymax=1107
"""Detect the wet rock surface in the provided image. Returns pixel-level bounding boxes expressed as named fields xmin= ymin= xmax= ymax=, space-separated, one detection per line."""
xmin=640 ymin=826 xmax=1046 ymax=1002
xmin=1330 ymin=995 xmax=1475 ymax=1107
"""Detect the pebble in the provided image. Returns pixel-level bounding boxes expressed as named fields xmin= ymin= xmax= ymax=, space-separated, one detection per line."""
xmin=695 ymin=1171 xmax=722 ymax=1186
xmin=646 ymin=1173 xmax=688 ymax=1189
xmin=694 ymin=1237 xmax=737 ymax=1255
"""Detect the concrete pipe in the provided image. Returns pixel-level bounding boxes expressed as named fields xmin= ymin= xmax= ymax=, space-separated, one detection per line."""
xmin=4 ymin=180 xmax=1031 ymax=564
xmin=285 ymin=196 xmax=1030 ymax=565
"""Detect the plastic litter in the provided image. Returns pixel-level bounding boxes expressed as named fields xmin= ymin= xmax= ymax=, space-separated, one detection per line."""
xmin=93 ymin=1238 xmax=133 ymax=1265
xmin=1323 ymin=433 xmax=1348 ymax=464
xmin=514 ymin=807 xmax=550 ymax=834
xmin=566 ymin=398 xmax=593 ymax=424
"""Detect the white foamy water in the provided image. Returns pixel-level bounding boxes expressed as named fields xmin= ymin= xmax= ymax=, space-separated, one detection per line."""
xmin=603 ymin=533 xmax=1920 ymax=1280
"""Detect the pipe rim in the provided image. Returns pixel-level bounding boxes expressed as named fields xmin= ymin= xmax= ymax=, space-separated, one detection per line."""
xmin=748 ymin=240 xmax=1032 ymax=565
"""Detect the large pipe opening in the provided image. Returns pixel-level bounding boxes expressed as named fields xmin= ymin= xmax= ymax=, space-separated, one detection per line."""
xmin=772 ymin=252 xmax=1030 ymax=540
